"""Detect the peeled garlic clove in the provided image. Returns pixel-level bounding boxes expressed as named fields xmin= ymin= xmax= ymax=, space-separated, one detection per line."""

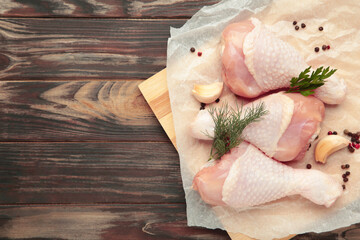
xmin=315 ymin=135 xmax=350 ymax=164
xmin=192 ymin=82 xmax=223 ymax=104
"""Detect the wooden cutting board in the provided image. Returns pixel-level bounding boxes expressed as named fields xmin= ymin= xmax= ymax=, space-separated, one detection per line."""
xmin=139 ymin=68 xmax=295 ymax=240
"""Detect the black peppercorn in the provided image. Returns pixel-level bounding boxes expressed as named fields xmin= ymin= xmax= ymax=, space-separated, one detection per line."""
xmin=200 ymin=103 xmax=206 ymax=110
xmin=190 ymin=47 xmax=195 ymax=53
xmin=314 ymin=47 xmax=319 ymax=52
xmin=293 ymin=21 xmax=297 ymax=25
xmin=343 ymin=177 xmax=349 ymax=182
xmin=322 ymin=45 xmax=327 ymax=51
xmin=342 ymin=185 xmax=346 ymax=190
xmin=301 ymin=23 xmax=306 ymax=28
xmin=332 ymin=131 xmax=338 ymax=135
xmin=345 ymin=164 xmax=350 ymax=169
xmin=342 ymin=173 xmax=347 ymax=179
xmin=341 ymin=165 xmax=346 ymax=169
xmin=349 ymin=146 xmax=355 ymax=153
xmin=215 ymin=98 xmax=220 ymax=103
xmin=351 ymin=136 xmax=357 ymax=142
xmin=319 ymin=26 xmax=323 ymax=31
xmin=306 ymin=164 xmax=312 ymax=169
xmin=295 ymin=26 xmax=299 ymax=31
xmin=346 ymin=171 xmax=350 ymax=176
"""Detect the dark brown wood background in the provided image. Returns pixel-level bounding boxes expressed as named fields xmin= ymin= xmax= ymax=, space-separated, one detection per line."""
xmin=0 ymin=1 xmax=358 ymax=239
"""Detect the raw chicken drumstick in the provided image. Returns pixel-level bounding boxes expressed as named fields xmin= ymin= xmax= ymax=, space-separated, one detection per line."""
xmin=221 ymin=18 xmax=346 ymax=104
xmin=193 ymin=142 xmax=342 ymax=208
xmin=191 ymin=92 xmax=325 ymax=162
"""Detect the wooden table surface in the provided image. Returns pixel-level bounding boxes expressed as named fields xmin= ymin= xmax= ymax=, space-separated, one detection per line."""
xmin=0 ymin=1 xmax=359 ymax=239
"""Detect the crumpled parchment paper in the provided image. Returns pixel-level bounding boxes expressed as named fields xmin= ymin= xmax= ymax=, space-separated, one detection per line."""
xmin=167 ymin=0 xmax=360 ymax=239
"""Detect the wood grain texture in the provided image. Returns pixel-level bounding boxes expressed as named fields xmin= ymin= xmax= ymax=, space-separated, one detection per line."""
xmin=139 ymin=69 xmax=176 ymax=147
xmin=0 ymin=204 xmax=230 ymax=240
xmin=0 ymin=80 xmax=171 ymax=141
xmin=0 ymin=142 xmax=182 ymax=204
xmin=0 ymin=0 xmax=220 ymax=18
xmin=0 ymin=204 xmax=359 ymax=240
xmin=0 ymin=18 xmax=184 ymax=80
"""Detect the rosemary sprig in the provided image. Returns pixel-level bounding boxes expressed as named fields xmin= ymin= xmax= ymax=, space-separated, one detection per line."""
xmin=286 ymin=66 xmax=337 ymax=96
xmin=207 ymin=102 xmax=267 ymax=160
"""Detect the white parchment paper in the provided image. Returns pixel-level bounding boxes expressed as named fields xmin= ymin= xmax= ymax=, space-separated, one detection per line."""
xmin=167 ymin=0 xmax=360 ymax=239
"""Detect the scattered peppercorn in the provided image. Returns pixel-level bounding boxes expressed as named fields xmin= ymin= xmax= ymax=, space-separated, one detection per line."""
xmin=215 ymin=98 xmax=220 ymax=103
xmin=342 ymin=185 xmax=346 ymax=190
xmin=319 ymin=26 xmax=323 ymax=31
xmin=346 ymin=171 xmax=350 ymax=176
xmin=341 ymin=165 xmax=346 ymax=169
xmin=301 ymin=23 xmax=306 ymax=28
xmin=322 ymin=45 xmax=327 ymax=51
xmin=295 ymin=26 xmax=299 ymax=31
xmin=190 ymin=47 xmax=195 ymax=53
xmin=200 ymin=103 xmax=206 ymax=110
xmin=344 ymin=129 xmax=349 ymax=135
xmin=314 ymin=47 xmax=319 ymax=52
xmin=348 ymin=145 xmax=355 ymax=153
xmin=342 ymin=173 xmax=347 ymax=179
xmin=328 ymin=131 xmax=333 ymax=135
xmin=306 ymin=164 xmax=312 ymax=169
xmin=343 ymin=177 xmax=349 ymax=182
xmin=327 ymin=45 xmax=330 ymax=50
xmin=332 ymin=131 xmax=338 ymax=135
xmin=198 ymin=52 xmax=202 ymax=57
xmin=345 ymin=164 xmax=350 ymax=169
xmin=356 ymin=144 xmax=360 ymax=149
xmin=293 ymin=21 xmax=297 ymax=25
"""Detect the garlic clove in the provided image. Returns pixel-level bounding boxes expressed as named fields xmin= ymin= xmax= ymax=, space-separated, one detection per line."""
xmin=315 ymin=135 xmax=350 ymax=164
xmin=192 ymin=82 xmax=223 ymax=104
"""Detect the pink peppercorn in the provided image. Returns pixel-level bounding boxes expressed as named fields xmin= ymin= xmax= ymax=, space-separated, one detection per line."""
xmin=328 ymin=131 xmax=333 ymax=135
xmin=355 ymin=144 xmax=360 ymax=149
xmin=327 ymin=45 xmax=330 ymax=50
xmin=352 ymin=142 xmax=357 ymax=147
xmin=198 ymin=52 xmax=202 ymax=57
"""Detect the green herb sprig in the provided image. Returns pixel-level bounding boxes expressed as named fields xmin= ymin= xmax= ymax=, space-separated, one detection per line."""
xmin=286 ymin=66 xmax=337 ymax=96
xmin=207 ymin=102 xmax=267 ymax=160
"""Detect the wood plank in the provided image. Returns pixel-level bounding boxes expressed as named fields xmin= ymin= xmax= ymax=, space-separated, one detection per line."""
xmin=0 ymin=204 xmax=230 ymax=240
xmin=0 ymin=80 xmax=170 ymax=141
xmin=0 ymin=142 xmax=182 ymax=204
xmin=0 ymin=204 xmax=359 ymax=239
xmin=0 ymin=18 xmax=184 ymax=80
xmin=0 ymin=0 xmax=220 ymax=18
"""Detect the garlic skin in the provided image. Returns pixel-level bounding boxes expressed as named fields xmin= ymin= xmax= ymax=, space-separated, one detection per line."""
xmin=192 ymin=82 xmax=223 ymax=104
xmin=315 ymin=135 xmax=350 ymax=164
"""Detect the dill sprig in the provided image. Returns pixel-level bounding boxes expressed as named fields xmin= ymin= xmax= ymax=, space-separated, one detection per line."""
xmin=286 ymin=66 xmax=337 ymax=96
xmin=207 ymin=102 xmax=267 ymax=160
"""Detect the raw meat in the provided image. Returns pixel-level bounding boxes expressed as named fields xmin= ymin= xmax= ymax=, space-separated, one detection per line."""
xmin=190 ymin=92 xmax=325 ymax=162
xmin=193 ymin=142 xmax=342 ymax=208
xmin=221 ymin=18 xmax=347 ymax=104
